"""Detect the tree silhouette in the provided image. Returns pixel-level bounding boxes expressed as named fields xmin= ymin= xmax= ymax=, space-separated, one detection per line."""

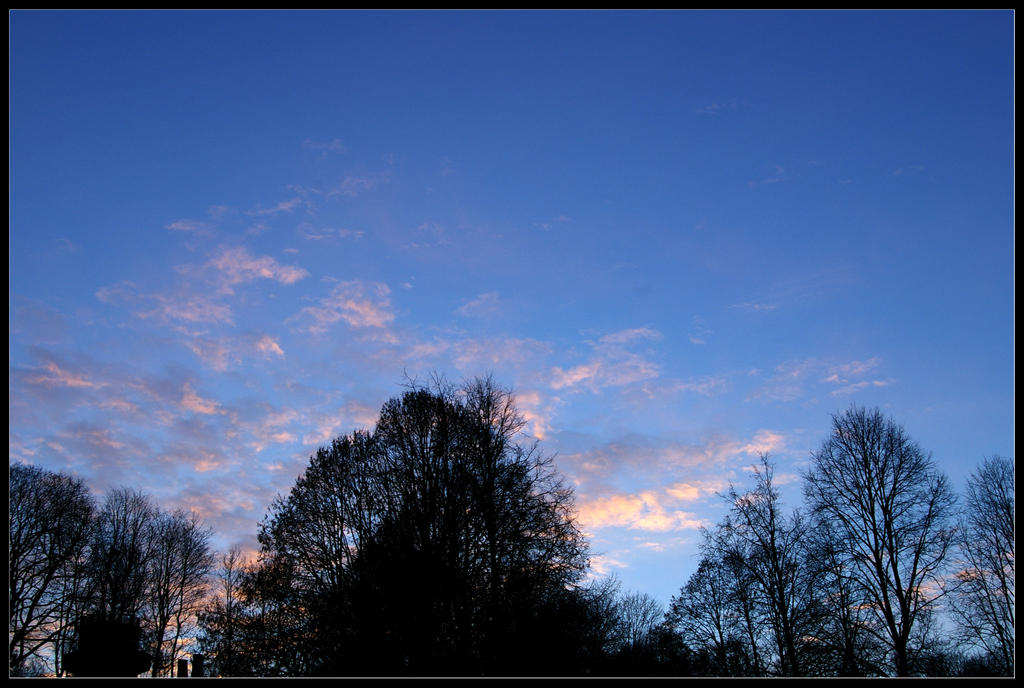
xmin=712 ymin=455 xmax=821 ymax=676
xmin=9 ymin=463 xmax=95 ymax=675
xmin=197 ymin=546 xmax=253 ymax=677
xmin=144 ymin=509 xmax=214 ymax=676
xmin=803 ymin=406 xmax=956 ymax=676
xmin=947 ymin=455 xmax=1014 ymax=675
xmin=666 ymin=553 xmax=743 ymax=676
xmin=232 ymin=376 xmax=589 ymax=676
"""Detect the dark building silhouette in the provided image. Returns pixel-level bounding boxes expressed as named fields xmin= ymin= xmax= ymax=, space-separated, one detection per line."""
xmin=61 ymin=616 xmax=151 ymax=677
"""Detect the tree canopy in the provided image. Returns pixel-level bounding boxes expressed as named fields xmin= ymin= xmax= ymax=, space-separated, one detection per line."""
xmin=211 ymin=376 xmax=590 ymax=675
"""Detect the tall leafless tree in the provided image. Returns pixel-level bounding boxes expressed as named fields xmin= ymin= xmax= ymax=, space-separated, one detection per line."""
xmin=714 ymin=455 xmax=817 ymax=676
xmin=87 ymin=489 xmax=160 ymax=626
xmin=144 ymin=509 xmax=214 ymax=676
xmin=666 ymin=553 xmax=739 ymax=675
xmin=804 ymin=516 xmax=887 ymax=676
xmin=197 ymin=546 xmax=251 ymax=676
xmin=9 ymin=463 xmax=95 ymax=675
xmin=804 ymin=406 xmax=957 ymax=676
xmin=947 ymin=455 xmax=1014 ymax=675
xmin=614 ymin=590 xmax=665 ymax=653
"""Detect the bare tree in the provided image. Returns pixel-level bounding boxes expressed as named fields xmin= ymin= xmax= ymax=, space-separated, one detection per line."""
xmin=804 ymin=516 xmax=887 ymax=676
xmin=9 ymin=463 xmax=95 ymax=674
xmin=87 ymin=489 xmax=160 ymax=625
xmin=803 ymin=407 xmax=957 ymax=676
xmin=580 ymin=575 xmax=624 ymax=657
xmin=614 ymin=590 xmax=664 ymax=652
xmin=198 ymin=546 xmax=251 ymax=676
xmin=144 ymin=509 xmax=214 ymax=676
xmin=666 ymin=554 xmax=739 ymax=675
xmin=714 ymin=455 xmax=817 ymax=676
xmin=947 ymin=455 xmax=1014 ymax=675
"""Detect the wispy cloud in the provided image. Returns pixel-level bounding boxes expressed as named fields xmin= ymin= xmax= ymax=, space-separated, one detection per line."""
xmin=551 ymin=328 xmax=662 ymax=392
xmin=748 ymin=165 xmax=787 ymax=187
xmin=298 ymin=224 xmax=365 ymax=241
xmin=890 ymin=164 xmax=926 ymax=177
xmin=559 ymin=430 xmax=786 ymax=491
xmin=292 ymin=280 xmax=395 ymax=334
xmin=406 ymin=221 xmax=450 ymax=249
xmin=451 ymin=337 xmax=552 ymax=374
xmin=597 ymin=328 xmax=662 ymax=345
xmin=730 ymin=267 xmax=856 ymax=313
xmin=820 ymin=357 xmax=880 ymax=383
xmin=52 ymin=237 xmax=81 ymax=254
xmin=748 ymin=356 xmax=894 ymax=402
xmin=588 ymin=554 xmax=630 ymax=576
xmin=576 ymin=489 xmax=707 ymax=533
xmin=99 ymin=246 xmax=307 ymax=328
xmin=637 ymin=375 xmax=729 ymax=399
xmin=181 ymin=382 xmax=221 ymax=415
xmin=255 ymin=335 xmax=284 ymax=358
xmin=694 ymin=100 xmax=737 ymax=115
xmin=249 ymin=197 xmax=303 ymax=216
xmin=140 ymin=292 xmax=235 ymax=326
xmin=182 ymin=333 xmax=285 ymax=371
xmin=207 ymin=246 xmax=309 ymax=293
xmin=24 ymin=360 xmax=106 ymax=389
xmin=298 ymin=400 xmax=383 ymax=446
xmin=534 ymin=214 xmax=573 ymax=231
xmin=688 ymin=316 xmax=712 ymax=346
xmin=328 ymin=173 xmax=390 ymax=198
xmin=165 ymin=218 xmax=215 ymax=235
xmin=455 ymin=291 xmax=502 ymax=318
xmin=664 ymin=479 xmax=729 ymax=503
xmin=830 ymin=378 xmax=896 ymax=397
xmin=511 ymin=388 xmax=562 ymax=441
xmin=303 ymin=137 xmax=346 ymax=157
xmin=730 ymin=301 xmax=779 ymax=312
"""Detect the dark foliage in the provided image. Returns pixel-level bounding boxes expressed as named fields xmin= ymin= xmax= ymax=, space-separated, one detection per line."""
xmin=203 ymin=377 xmax=592 ymax=676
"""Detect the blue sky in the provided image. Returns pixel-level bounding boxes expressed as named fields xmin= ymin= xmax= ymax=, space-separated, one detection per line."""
xmin=10 ymin=10 xmax=1014 ymax=606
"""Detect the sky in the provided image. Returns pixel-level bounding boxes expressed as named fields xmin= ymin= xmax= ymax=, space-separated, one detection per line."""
xmin=9 ymin=10 xmax=1014 ymax=608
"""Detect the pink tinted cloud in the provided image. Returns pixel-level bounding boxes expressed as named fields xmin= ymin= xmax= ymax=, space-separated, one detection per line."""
xmin=293 ymin=280 xmax=395 ymax=334
xmin=576 ymin=489 xmax=707 ymax=533
xmin=451 ymin=337 xmax=552 ymax=375
xmin=180 ymin=383 xmax=221 ymax=415
xmin=551 ymin=328 xmax=662 ymax=393
xmin=512 ymin=388 xmax=561 ymax=441
xmin=256 ymin=335 xmax=285 ymax=358
xmin=181 ymin=333 xmax=286 ymax=371
xmin=139 ymin=292 xmax=234 ymax=325
xmin=208 ymin=246 xmax=309 ymax=293
xmin=24 ymin=360 xmax=105 ymax=389
xmin=559 ymin=430 xmax=786 ymax=490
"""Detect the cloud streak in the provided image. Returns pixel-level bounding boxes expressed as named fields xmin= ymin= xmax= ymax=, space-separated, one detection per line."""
xmin=208 ymin=246 xmax=310 ymax=293
xmin=551 ymin=328 xmax=662 ymax=393
xmin=576 ymin=489 xmax=707 ymax=533
xmin=748 ymin=356 xmax=894 ymax=403
xmin=292 ymin=280 xmax=395 ymax=334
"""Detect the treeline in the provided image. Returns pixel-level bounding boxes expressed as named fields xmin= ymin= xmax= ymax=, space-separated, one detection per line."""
xmin=8 ymin=377 xmax=1015 ymax=676
xmin=9 ymin=466 xmax=214 ymax=676
xmin=664 ymin=417 xmax=1014 ymax=677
